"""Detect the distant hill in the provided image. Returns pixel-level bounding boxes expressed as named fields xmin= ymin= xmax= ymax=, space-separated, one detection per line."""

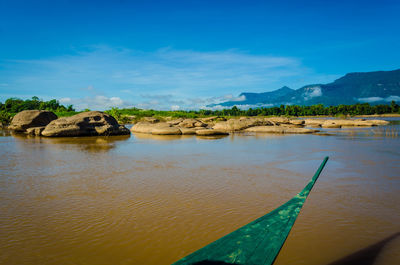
xmin=210 ymin=69 xmax=400 ymax=108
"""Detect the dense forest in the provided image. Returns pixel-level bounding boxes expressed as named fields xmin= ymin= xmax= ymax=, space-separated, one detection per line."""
xmin=1 ymin=96 xmax=399 ymax=125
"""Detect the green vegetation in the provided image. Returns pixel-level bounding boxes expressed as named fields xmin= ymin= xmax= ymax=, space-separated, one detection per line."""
xmin=106 ymin=102 xmax=400 ymax=121
xmin=1 ymin=96 xmax=399 ymax=126
xmin=0 ymin=97 xmax=77 ymax=125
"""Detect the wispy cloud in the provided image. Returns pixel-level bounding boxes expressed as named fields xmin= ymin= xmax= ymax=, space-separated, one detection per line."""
xmin=357 ymin=95 xmax=400 ymax=103
xmin=60 ymin=95 xmax=131 ymax=110
xmin=0 ymin=46 xmax=338 ymax=110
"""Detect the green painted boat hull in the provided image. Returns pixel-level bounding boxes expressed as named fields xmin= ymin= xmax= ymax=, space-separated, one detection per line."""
xmin=172 ymin=157 xmax=329 ymax=265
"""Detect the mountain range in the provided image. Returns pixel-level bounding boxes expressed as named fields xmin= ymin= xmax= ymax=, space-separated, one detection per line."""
xmin=210 ymin=69 xmax=400 ymax=108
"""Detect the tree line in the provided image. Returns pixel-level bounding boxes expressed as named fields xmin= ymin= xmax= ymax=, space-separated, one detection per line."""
xmin=1 ymin=96 xmax=399 ymax=126
xmin=198 ymin=101 xmax=400 ymax=117
xmin=0 ymin=97 xmax=76 ymax=125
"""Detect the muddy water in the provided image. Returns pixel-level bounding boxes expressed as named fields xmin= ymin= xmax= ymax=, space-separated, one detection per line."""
xmin=0 ymin=120 xmax=399 ymax=265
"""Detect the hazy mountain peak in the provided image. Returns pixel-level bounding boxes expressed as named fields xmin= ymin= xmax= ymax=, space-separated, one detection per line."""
xmin=209 ymin=69 xmax=400 ymax=108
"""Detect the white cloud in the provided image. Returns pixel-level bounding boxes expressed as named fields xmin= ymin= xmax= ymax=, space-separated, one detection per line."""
xmin=357 ymin=95 xmax=400 ymax=103
xmin=2 ymin=45 xmax=339 ymax=110
xmin=357 ymin=97 xmax=384 ymax=103
xmin=303 ymin=86 xmax=322 ymax=100
xmin=204 ymin=103 xmax=274 ymax=110
xmin=60 ymin=95 xmax=131 ymax=111
xmin=170 ymin=105 xmax=180 ymax=111
xmin=222 ymin=94 xmax=246 ymax=102
xmin=385 ymin=95 xmax=400 ymax=102
xmin=59 ymin=97 xmax=72 ymax=104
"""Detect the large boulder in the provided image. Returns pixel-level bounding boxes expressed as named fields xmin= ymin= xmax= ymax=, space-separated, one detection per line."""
xmin=41 ymin=111 xmax=130 ymax=137
xmin=213 ymin=117 xmax=269 ymax=132
xmin=245 ymin=126 xmax=318 ymax=134
xmin=151 ymin=126 xmax=182 ymax=135
xmin=131 ymin=122 xmax=170 ymax=134
xmin=8 ymin=110 xmax=58 ymax=132
xmin=131 ymin=122 xmax=182 ymax=135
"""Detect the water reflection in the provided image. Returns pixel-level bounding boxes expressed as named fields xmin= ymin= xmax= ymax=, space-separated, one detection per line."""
xmin=0 ymin=128 xmax=11 ymax=137
xmin=133 ymin=132 xmax=193 ymax=141
xmin=11 ymin=133 xmax=131 ymax=152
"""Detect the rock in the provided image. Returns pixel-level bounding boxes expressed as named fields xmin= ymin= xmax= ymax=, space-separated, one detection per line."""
xmin=321 ymin=119 xmax=376 ymax=128
xmin=26 ymin=126 xmax=46 ymax=136
xmin=312 ymin=119 xmax=386 ymax=128
xmin=213 ymin=117 xmax=269 ymax=132
xmin=178 ymin=127 xmax=197 ymax=135
xmin=196 ymin=129 xmax=229 ymax=136
xmin=131 ymin=122 xmax=182 ymax=135
xmin=322 ymin=124 xmax=342 ymax=128
xmin=178 ymin=118 xmax=206 ymax=128
xmin=142 ymin=117 xmax=160 ymax=123
xmin=266 ymin=117 xmax=291 ymax=125
xmin=245 ymin=126 xmax=318 ymax=134
xmin=194 ymin=121 xmax=207 ymax=127
xmin=200 ymin=116 xmax=218 ymax=122
xmin=365 ymin=119 xmax=389 ymax=126
xmin=131 ymin=122 xmax=168 ymax=134
xmin=321 ymin=122 xmax=342 ymax=128
xmin=280 ymin=124 xmax=305 ymax=128
xmin=167 ymin=118 xmax=184 ymax=125
xmin=9 ymin=110 xmax=58 ymax=132
xmin=151 ymin=126 xmax=182 ymax=135
xmin=42 ymin=111 xmax=130 ymax=137
xmin=289 ymin=119 xmax=305 ymax=125
xmin=304 ymin=119 xmax=323 ymax=127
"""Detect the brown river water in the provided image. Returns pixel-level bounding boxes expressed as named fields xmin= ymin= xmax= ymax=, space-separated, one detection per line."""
xmin=0 ymin=119 xmax=399 ymax=265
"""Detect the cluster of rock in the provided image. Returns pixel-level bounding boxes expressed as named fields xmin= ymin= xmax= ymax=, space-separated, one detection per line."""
xmin=303 ymin=118 xmax=389 ymax=128
xmin=8 ymin=110 xmax=390 ymax=138
xmin=131 ymin=116 xmax=320 ymax=136
xmin=8 ymin=110 xmax=130 ymax=137
xmin=131 ymin=117 xmax=229 ymax=136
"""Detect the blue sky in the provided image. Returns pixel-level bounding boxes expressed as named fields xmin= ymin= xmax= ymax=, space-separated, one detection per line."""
xmin=1 ymin=0 xmax=399 ymax=110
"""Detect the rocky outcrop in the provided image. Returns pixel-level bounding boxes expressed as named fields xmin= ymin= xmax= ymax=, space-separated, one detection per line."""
xmin=131 ymin=122 xmax=182 ymax=135
xmin=213 ymin=117 xmax=270 ymax=132
xmin=142 ymin=117 xmax=160 ymax=124
xmin=167 ymin=118 xmax=184 ymax=126
xmin=304 ymin=118 xmax=389 ymax=128
xmin=321 ymin=119 xmax=377 ymax=128
xmin=266 ymin=117 xmax=291 ymax=125
xmin=367 ymin=119 xmax=390 ymax=126
xmin=245 ymin=126 xmax=318 ymax=134
xmin=195 ymin=129 xmax=229 ymax=136
xmin=304 ymin=119 xmax=324 ymax=127
xmin=8 ymin=110 xmax=58 ymax=132
xmin=178 ymin=127 xmax=197 ymax=135
xmin=178 ymin=118 xmax=207 ymax=128
xmin=131 ymin=122 xmax=164 ymax=134
xmin=41 ymin=111 xmax=130 ymax=137
xmin=151 ymin=126 xmax=182 ymax=135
